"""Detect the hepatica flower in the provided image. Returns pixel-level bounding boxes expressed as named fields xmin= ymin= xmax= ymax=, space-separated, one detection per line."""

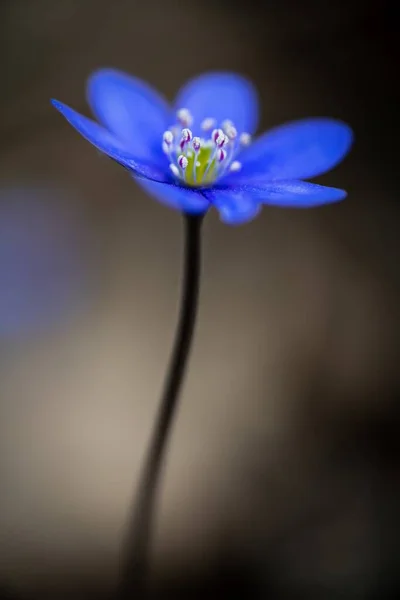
xmin=51 ymin=68 xmax=353 ymax=598
xmin=52 ymin=69 xmax=353 ymax=224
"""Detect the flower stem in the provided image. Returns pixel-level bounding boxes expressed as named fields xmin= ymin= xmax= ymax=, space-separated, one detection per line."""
xmin=118 ymin=213 xmax=204 ymax=599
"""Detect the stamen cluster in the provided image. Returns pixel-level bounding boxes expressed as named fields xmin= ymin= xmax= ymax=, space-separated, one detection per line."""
xmin=162 ymin=109 xmax=251 ymax=187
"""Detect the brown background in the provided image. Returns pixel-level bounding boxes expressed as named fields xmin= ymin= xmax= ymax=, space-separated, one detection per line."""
xmin=0 ymin=1 xmax=399 ymax=598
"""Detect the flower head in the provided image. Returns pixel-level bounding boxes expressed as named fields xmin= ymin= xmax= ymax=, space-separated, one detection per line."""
xmin=51 ymin=69 xmax=353 ymax=225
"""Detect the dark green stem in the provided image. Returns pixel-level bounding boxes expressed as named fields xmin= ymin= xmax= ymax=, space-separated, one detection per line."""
xmin=118 ymin=213 xmax=204 ymax=599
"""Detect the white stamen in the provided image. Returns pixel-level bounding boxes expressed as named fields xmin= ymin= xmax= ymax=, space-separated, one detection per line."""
xmin=216 ymin=134 xmax=229 ymax=148
xmin=221 ymin=119 xmax=232 ymax=129
xmin=224 ymin=123 xmax=238 ymax=140
xmin=240 ymin=132 xmax=251 ymax=146
xmin=221 ymin=119 xmax=233 ymax=131
xmin=201 ymin=118 xmax=216 ymax=131
xmin=163 ymin=130 xmax=174 ymax=145
xmin=192 ymin=137 xmax=201 ymax=152
xmin=163 ymin=113 xmax=247 ymax=186
xmin=177 ymin=108 xmax=193 ymax=127
xmin=181 ymin=128 xmax=193 ymax=142
xmin=178 ymin=155 xmax=188 ymax=170
xmin=217 ymin=148 xmax=227 ymax=162
xmin=230 ymin=160 xmax=242 ymax=172
xmin=211 ymin=128 xmax=224 ymax=144
xmin=211 ymin=129 xmax=228 ymax=148
xmin=170 ymin=164 xmax=180 ymax=178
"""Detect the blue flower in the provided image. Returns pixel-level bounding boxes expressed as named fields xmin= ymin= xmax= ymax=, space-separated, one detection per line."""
xmin=52 ymin=69 xmax=353 ymax=225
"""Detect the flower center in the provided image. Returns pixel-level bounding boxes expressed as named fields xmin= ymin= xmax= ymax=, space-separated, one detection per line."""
xmin=162 ymin=109 xmax=251 ymax=187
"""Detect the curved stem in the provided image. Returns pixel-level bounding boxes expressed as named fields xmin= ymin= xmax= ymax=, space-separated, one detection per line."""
xmin=118 ymin=213 xmax=204 ymax=599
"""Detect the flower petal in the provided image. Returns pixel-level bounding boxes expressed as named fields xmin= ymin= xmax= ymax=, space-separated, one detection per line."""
xmin=52 ymin=100 xmax=169 ymax=182
xmin=136 ymin=178 xmax=209 ymax=214
xmin=174 ymin=72 xmax=259 ymax=135
xmin=202 ymin=188 xmax=261 ymax=225
xmin=227 ymin=118 xmax=353 ymax=183
xmin=211 ymin=180 xmax=347 ymax=209
xmin=87 ymin=69 xmax=171 ymax=163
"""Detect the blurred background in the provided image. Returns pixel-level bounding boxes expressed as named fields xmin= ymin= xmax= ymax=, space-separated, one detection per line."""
xmin=0 ymin=0 xmax=399 ymax=598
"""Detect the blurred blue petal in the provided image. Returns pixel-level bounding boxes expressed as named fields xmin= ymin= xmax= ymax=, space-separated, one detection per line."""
xmin=202 ymin=188 xmax=261 ymax=224
xmin=226 ymin=118 xmax=353 ymax=183
xmin=0 ymin=187 xmax=88 ymax=339
xmin=52 ymin=100 xmax=170 ymax=183
xmin=174 ymin=72 xmax=259 ymax=135
xmin=52 ymin=69 xmax=352 ymax=223
xmin=210 ymin=180 xmax=346 ymax=211
xmin=87 ymin=69 xmax=171 ymax=163
xmin=136 ymin=178 xmax=209 ymax=214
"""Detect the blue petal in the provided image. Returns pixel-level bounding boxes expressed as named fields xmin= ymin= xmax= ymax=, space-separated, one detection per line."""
xmin=136 ymin=178 xmax=209 ymax=214
xmin=52 ymin=100 xmax=170 ymax=182
xmin=174 ymin=72 xmax=259 ymax=135
xmin=202 ymin=188 xmax=261 ymax=225
xmin=87 ymin=69 xmax=171 ymax=163
xmin=226 ymin=118 xmax=353 ymax=183
xmin=211 ymin=180 xmax=347 ymax=209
